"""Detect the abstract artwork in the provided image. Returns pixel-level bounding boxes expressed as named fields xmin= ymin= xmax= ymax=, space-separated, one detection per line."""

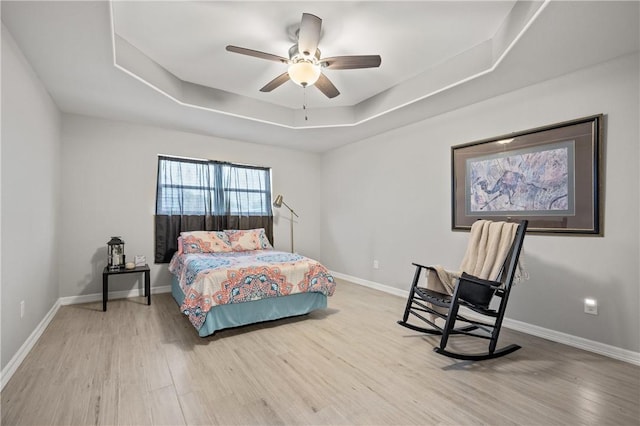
xmin=466 ymin=141 xmax=575 ymax=216
xmin=451 ymin=115 xmax=602 ymax=234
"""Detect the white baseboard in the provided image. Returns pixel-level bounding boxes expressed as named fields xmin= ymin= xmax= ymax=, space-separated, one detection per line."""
xmin=501 ymin=317 xmax=640 ymax=365
xmin=330 ymin=270 xmax=640 ymax=366
xmin=331 ymin=271 xmax=408 ymax=298
xmin=59 ymin=285 xmax=172 ymax=306
xmin=1 ymin=298 xmax=61 ymax=391
xmin=1 ymin=285 xmax=172 ymax=391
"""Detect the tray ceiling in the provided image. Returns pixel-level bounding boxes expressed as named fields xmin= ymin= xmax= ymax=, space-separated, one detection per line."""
xmin=2 ymin=1 xmax=638 ymax=151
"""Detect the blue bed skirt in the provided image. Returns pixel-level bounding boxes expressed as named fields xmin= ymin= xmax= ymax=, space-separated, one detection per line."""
xmin=171 ymin=275 xmax=328 ymax=337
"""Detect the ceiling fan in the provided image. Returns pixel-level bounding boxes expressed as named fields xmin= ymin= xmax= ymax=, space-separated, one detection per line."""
xmin=226 ymin=13 xmax=382 ymax=99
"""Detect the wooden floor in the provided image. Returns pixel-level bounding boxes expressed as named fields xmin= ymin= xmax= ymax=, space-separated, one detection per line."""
xmin=2 ymin=279 xmax=639 ymax=425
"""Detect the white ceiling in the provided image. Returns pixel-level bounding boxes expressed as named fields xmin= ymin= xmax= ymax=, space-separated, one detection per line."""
xmin=112 ymin=1 xmax=516 ymax=108
xmin=2 ymin=1 xmax=639 ymax=152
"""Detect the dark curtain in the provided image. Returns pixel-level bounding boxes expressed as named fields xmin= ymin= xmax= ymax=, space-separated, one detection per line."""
xmin=154 ymin=156 xmax=273 ymax=263
xmin=154 ymin=215 xmax=274 ymax=263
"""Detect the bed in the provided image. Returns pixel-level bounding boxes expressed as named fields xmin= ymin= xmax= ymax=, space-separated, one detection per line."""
xmin=168 ymin=229 xmax=336 ymax=337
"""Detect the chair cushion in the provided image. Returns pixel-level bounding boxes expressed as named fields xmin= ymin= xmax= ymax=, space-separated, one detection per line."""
xmin=457 ymin=272 xmax=500 ymax=308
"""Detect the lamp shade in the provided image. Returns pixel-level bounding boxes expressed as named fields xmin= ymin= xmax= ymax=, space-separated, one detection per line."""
xmin=288 ymin=61 xmax=321 ymax=87
xmin=273 ymin=194 xmax=284 ymax=208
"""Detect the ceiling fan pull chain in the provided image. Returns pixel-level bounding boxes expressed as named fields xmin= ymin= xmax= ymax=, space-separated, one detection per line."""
xmin=303 ymin=86 xmax=308 ymax=121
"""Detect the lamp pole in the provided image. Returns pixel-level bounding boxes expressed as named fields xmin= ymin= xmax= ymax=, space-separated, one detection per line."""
xmin=282 ymin=200 xmax=298 ymax=253
xmin=273 ymin=195 xmax=299 ymax=253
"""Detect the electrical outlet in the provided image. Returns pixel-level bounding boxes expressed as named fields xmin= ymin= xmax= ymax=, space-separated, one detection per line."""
xmin=20 ymin=300 xmax=25 ymax=319
xmin=584 ymin=298 xmax=598 ymax=315
xmin=373 ymin=260 xmax=379 ymax=269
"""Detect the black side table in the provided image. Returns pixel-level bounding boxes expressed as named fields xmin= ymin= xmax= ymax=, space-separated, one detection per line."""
xmin=102 ymin=264 xmax=150 ymax=311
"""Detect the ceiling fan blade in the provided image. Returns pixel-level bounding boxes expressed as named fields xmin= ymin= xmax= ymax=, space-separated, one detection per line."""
xmin=226 ymin=45 xmax=288 ymax=64
xmin=297 ymin=13 xmax=322 ymax=56
xmin=315 ymin=73 xmax=340 ymax=98
xmin=321 ymin=55 xmax=382 ymax=70
xmin=260 ymin=72 xmax=291 ymax=92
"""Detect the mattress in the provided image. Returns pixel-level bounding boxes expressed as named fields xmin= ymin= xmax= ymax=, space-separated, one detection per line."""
xmin=171 ymin=276 xmax=328 ymax=337
xmin=169 ymin=249 xmax=335 ymax=336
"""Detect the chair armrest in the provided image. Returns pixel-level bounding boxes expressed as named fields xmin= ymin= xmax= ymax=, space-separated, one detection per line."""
xmin=411 ymin=262 xmax=437 ymax=271
xmin=408 ymin=263 xmax=439 ymax=292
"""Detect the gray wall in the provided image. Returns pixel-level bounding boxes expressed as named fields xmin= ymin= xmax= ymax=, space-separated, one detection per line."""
xmin=59 ymin=114 xmax=323 ymax=297
xmin=1 ymin=25 xmax=62 ymax=370
xmin=320 ymin=53 xmax=640 ymax=352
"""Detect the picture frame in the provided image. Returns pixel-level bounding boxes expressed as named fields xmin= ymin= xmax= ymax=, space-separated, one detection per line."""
xmin=451 ymin=114 xmax=603 ymax=234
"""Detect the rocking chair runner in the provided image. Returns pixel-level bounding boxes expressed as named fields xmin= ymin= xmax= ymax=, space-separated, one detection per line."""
xmin=398 ymin=220 xmax=528 ymax=361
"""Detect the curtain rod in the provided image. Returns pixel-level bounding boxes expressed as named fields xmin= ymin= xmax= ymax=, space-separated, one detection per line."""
xmin=157 ymin=154 xmax=271 ymax=170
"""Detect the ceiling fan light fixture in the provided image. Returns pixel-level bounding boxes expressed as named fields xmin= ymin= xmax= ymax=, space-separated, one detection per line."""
xmin=288 ymin=60 xmax=321 ymax=87
xmin=227 ymin=13 xmax=381 ymax=98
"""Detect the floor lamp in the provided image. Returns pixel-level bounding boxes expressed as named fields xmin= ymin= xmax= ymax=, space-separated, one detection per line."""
xmin=273 ymin=194 xmax=298 ymax=253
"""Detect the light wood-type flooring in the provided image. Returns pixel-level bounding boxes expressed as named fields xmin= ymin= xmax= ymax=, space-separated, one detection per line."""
xmin=2 ymin=279 xmax=639 ymax=425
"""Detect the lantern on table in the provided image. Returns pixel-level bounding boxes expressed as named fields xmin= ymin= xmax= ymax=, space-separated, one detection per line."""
xmin=107 ymin=236 xmax=125 ymax=270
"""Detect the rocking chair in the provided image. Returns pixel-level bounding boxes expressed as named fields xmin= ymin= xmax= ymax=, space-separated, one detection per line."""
xmin=397 ymin=220 xmax=528 ymax=361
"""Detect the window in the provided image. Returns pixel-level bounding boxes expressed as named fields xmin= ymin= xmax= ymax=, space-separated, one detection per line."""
xmin=156 ymin=155 xmax=272 ymax=216
xmin=154 ymin=155 xmax=274 ymax=262
xmin=222 ymin=163 xmax=272 ymax=216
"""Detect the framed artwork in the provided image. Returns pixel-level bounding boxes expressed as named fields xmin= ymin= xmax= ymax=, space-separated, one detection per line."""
xmin=451 ymin=114 xmax=603 ymax=234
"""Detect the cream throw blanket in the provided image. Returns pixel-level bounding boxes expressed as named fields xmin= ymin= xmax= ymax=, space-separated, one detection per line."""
xmin=426 ymin=220 xmax=522 ymax=296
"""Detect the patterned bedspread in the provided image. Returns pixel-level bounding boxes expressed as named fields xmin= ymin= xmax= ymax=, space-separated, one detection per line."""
xmin=169 ymin=250 xmax=336 ymax=330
